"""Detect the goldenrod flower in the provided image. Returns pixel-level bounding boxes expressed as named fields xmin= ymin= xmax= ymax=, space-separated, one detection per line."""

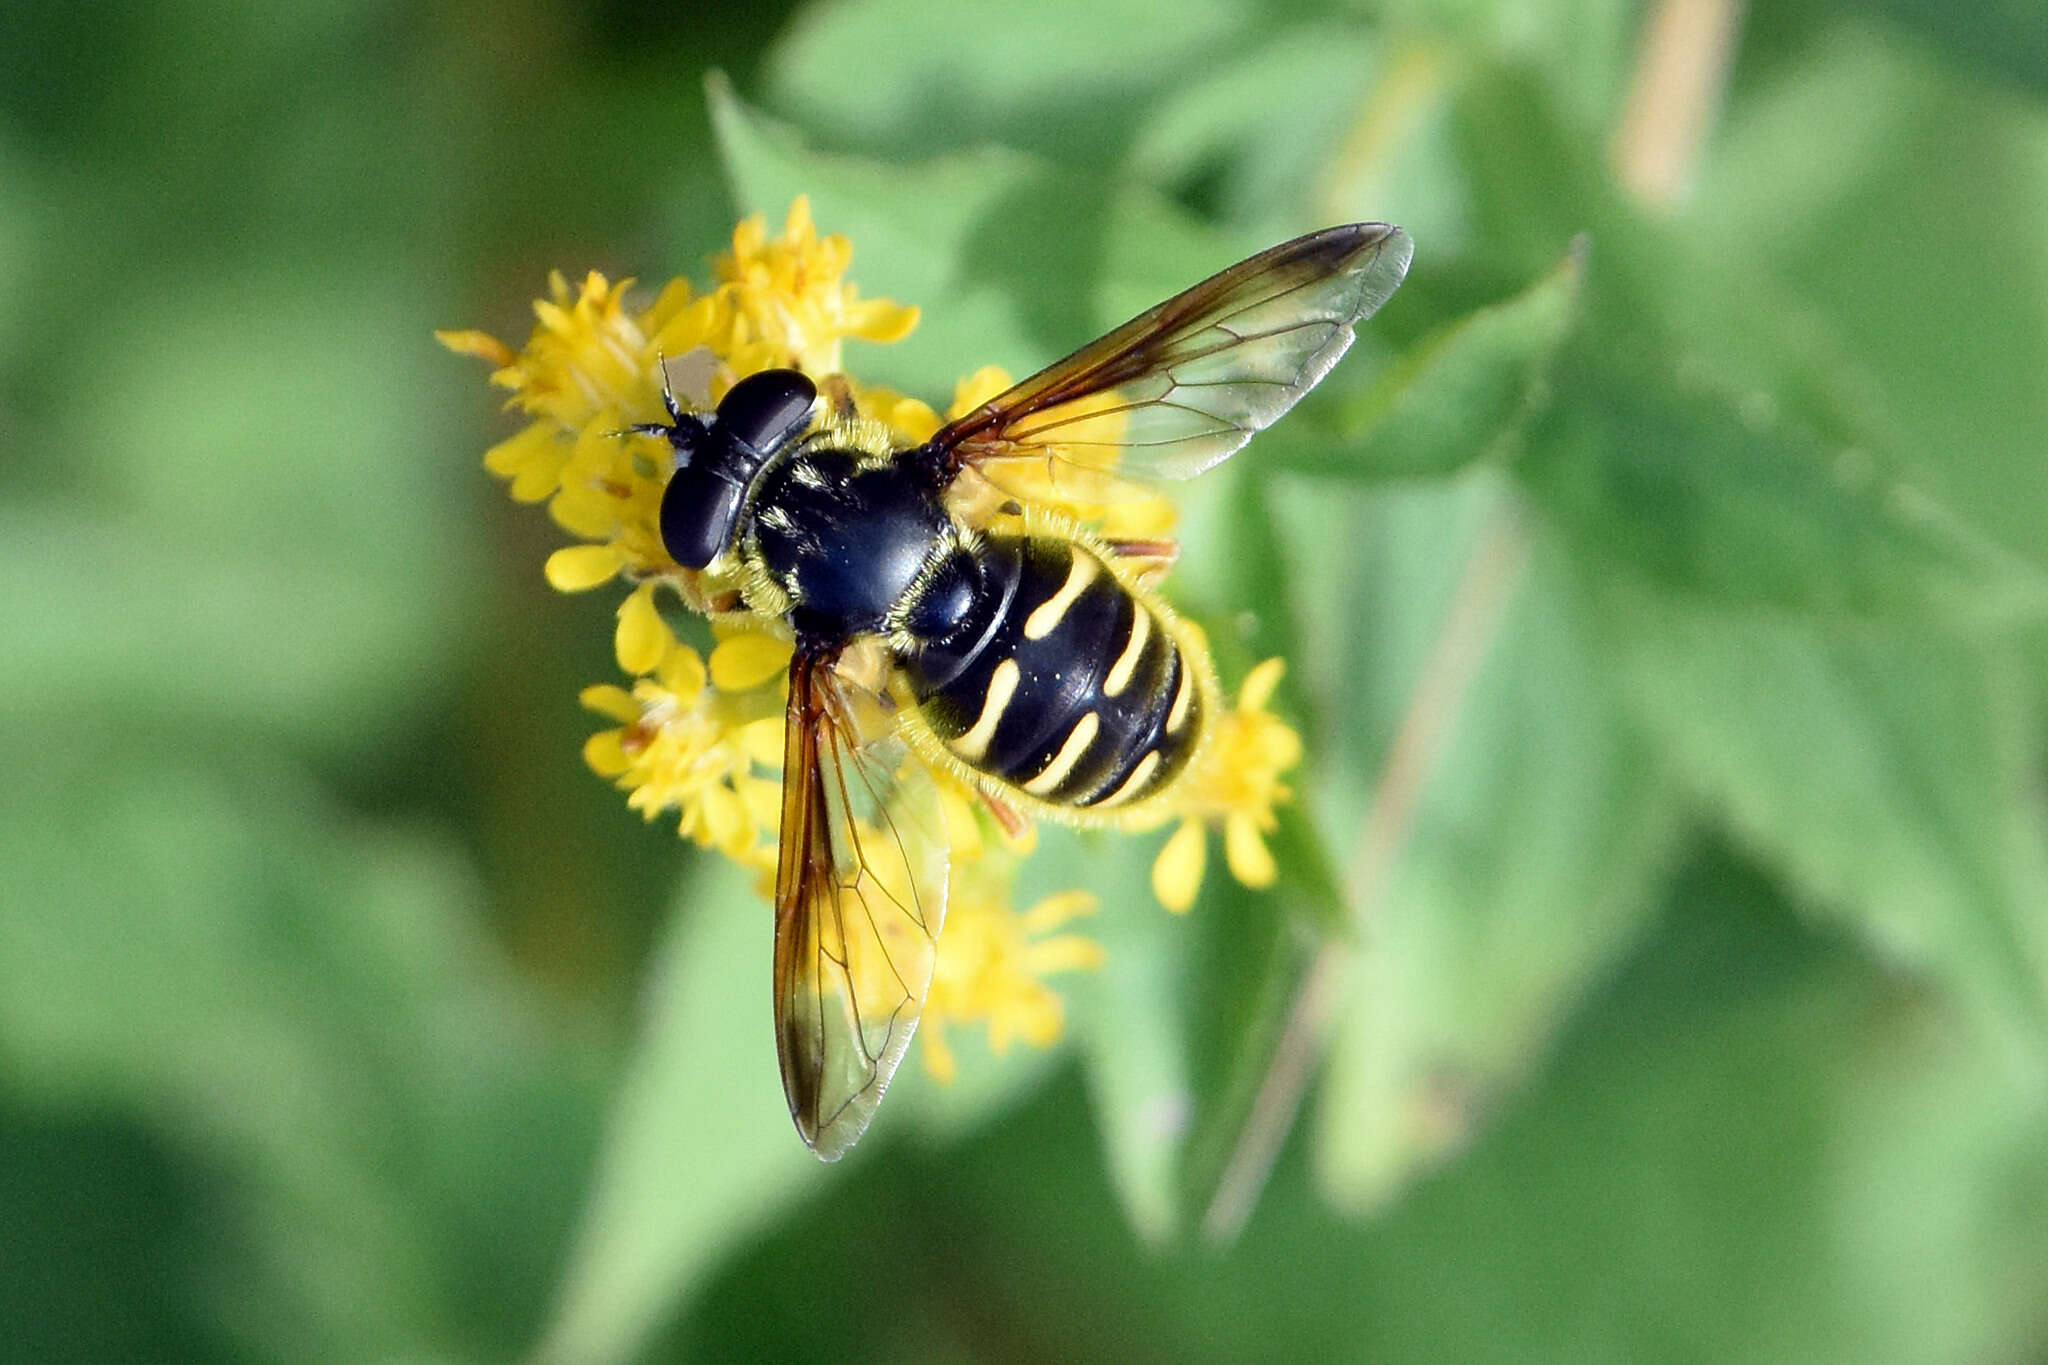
xmin=437 ymin=271 xmax=726 ymax=589
xmin=919 ymin=853 xmax=1105 ymax=1084
xmin=1151 ymin=657 xmax=1304 ymax=913
xmin=715 ymin=196 xmax=919 ymax=377
xmin=579 ymin=621 xmax=790 ymax=869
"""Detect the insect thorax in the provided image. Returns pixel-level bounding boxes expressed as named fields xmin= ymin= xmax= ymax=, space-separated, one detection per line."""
xmin=742 ymin=442 xmax=957 ymax=641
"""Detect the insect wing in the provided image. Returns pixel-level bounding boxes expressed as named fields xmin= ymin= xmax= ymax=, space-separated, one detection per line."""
xmin=773 ymin=647 xmax=949 ymax=1160
xmin=929 ymin=222 xmax=1412 ymax=501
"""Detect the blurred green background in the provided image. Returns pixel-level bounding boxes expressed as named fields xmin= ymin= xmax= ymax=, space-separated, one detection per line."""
xmin=5 ymin=0 xmax=2048 ymax=1361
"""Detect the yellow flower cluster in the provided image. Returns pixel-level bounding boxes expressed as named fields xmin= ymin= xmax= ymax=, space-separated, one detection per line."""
xmin=1151 ymin=658 xmax=1304 ymax=912
xmin=713 ymin=198 xmax=918 ymax=377
xmin=920 ymin=855 xmax=1105 ymax=1084
xmin=441 ymin=199 xmax=1307 ymax=1085
xmin=579 ymin=614 xmax=790 ymax=868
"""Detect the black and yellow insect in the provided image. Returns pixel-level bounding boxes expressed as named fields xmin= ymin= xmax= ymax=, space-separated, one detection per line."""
xmin=637 ymin=222 xmax=1412 ymax=1158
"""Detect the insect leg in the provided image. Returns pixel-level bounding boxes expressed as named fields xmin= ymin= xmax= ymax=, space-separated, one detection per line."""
xmin=1102 ymin=537 xmax=1181 ymax=585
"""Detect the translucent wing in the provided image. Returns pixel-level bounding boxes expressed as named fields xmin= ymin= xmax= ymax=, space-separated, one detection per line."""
xmin=773 ymin=645 xmax=949 ymax=1160
xmin=928 ymin=222 xmax=1412 ymax=501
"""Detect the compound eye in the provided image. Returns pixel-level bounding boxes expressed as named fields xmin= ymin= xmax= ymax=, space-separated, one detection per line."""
xmin=717 ymin=369 xmax=818 ymax=457
xmin=660 ymin=465 xmax=745 ymax=569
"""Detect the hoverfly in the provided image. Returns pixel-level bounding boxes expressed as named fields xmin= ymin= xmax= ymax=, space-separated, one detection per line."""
xmin=635 ymin=222 xmax=1412 ymax=1158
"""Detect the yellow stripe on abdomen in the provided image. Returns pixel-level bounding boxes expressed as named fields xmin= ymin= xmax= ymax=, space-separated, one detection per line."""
xmin=1102 ymin=602 xmax=1152 ymax=697
xmin=1165 ymin=655 xmax=1197 ymax=735
xmin=1022 ymin=712 xmax=1100 ymax=795
xmin=1022 ymin=549 xmax=1100 ymax=640
xmin=949 ymin=658 xmax=1021 ymax=763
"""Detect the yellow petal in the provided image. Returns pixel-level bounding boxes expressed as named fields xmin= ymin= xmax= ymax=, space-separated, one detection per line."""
xmin=654 ymin=299 xmax=730 ymax=369
xmin=1021 ymin=934 xmax=1107 ymax=975
xmin=998 ymin=815 xmax=1039 ymax=857
xmin=920 ymin=1017 xmax=958 ymax=1084
xmin=737 ymin=773 xmax=784 ymax=831
xmin=435 ymin=328 xmax=517 ymax=367
xmin=615 ymin=584 xmax=673 ymax=675
xmin=579 ymin=684 xmax=641 ymax=724
xmin=738 ymin=717 xmax=785 ymax=768
xmin=728 ymin=212 xmax=766 ymax=262
xmin=507 ymin=456 xmax=573 ymax=509
xmin=1239 ymin=657 xmax=1287 ymax=713
xmin=782 ymin=195 xmax=815 ymax=241
xmin=1224 ymin=811 xmax=1278 ymax=888
xmin=949 ymin=366 xmax=1013 ymax=417
xmin=533 ymin=296 xmax=573 ymax=336
xmin=1263 ymin=722 xmax=1304 ymax=771
xmin=484 ymin=424 xmax=567 ymax=502
xmin=544 ymin=543 xmax=624 ymax=592
xmin=699 ymin=783 xmax=746 ymax=851
xmin=547 ymin=479 xmax=622 ymax=540
xmin=582 ymin=728 xmax=631 ymax=777
xmin=1151 ymin=818 xmax=1207 ymax=913
xmin=655 ymin=644 xmax=707 ymax=700
xmin=1019 ymin=890 xmax=1097 ymax=934
xmin=709 ymin=631 xmax=793 ymax=692
xmin=991 ymin=991 xmax=1063 ymax=1051
xmin=857 ymin=387 xmax=940 ymax=443
xmin=641 ymin=276 xmax=696 ymax=331
xmin=844 ymin=297 xmax=920 ymax=345
xmin=938 ymin=786 xmax=984 ymax=861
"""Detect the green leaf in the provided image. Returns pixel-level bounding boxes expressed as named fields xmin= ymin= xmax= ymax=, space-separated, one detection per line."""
xmin=1519 ymin=348 xmax=2048 ymax=624
xmin=1266 ymin=478 xmax=1679 ymax=1209
xmin=1850 ymin=0 xmax=2048 ymax=95
xmin=1593 ymin=588 xmax=2048 ymax=1062
xmin=1691 ymin=24 xmax=2048 ymax=584
xmin=0 ymin=131 xmax=39 ymax=367
xmin=1124 ymin=21 xmax=1397 ymax=233
xmin=0 ymin=263 xmax=476 ymax=757
xmin=1174 ymin=863 xmax=1319 ymax=1231
xmin=1304 ymin=243 xmax=1584 ymax=480
xmin=531 ymin=856 xmax=823 ymax=1365
xmin=885 ymin=1017 xmax=1071 ymax=1149
xmin=1058 ymin=828 xmax=1201 ymax=1242
xmin=0 ymin=742 xmax=599 ymax=1363
xmin=764 ymin=0 xmax=1249 ymax=169
xmin=679 ymin=847 xmax=2048 ymax=1364
xmin=1198 ymin=465 xmax=1678 ymax=1222
xmin=1155 ymin=455 xmax=1358 ymax=1233
xmin=1308 ymin=848 xmax=2048 ymax=1365
xmin=1379 ymin=0 xmax=1639 ymax=133
xmin=1450 ymin=63 xmax=2048 ymax=627
xmin=0 ymin=502 xmax=457 ymax=754
xmin=75 ymin=270 xmax=465 ymax=568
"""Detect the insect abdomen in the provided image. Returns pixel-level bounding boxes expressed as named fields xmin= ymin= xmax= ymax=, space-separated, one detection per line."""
xmin=909 ymin=535 xmax=1200 ymax=810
